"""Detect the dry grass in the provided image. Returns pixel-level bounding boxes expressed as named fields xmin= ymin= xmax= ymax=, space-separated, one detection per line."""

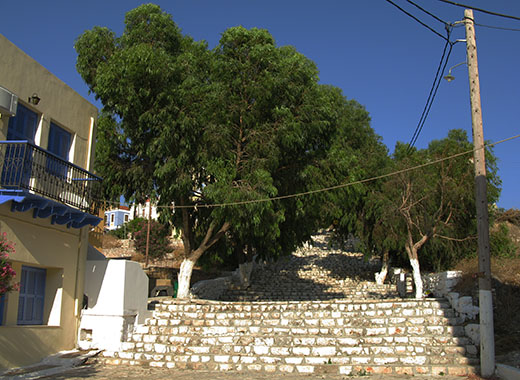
xmin=102 ymin=234 xmax=123 ymax=249
xmin=454 ymin=255 xmax=520 ymax=355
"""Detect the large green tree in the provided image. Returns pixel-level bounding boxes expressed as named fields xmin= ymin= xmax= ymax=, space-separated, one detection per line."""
xmin=354 ymin=129 xmax=500 ymax=298
xmin=76 ymin=5 xmax=379 ymax=298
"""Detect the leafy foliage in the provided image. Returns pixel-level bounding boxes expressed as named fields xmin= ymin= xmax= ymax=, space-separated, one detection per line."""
xmin=76 ymin=4 xmax=387 ymax=296
xmin=133 ymin=220 xmax=172 ymax=259
xmin=490 ymin=224 xmax=517 ymax=258
xmin=108 ymin=217 xmax=147 ymax=239
xmin=0 ymin=233 xmax=18 ymax=295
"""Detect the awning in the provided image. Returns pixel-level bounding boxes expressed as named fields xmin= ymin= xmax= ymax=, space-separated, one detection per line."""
xmin=0 ymin=190 xmax=101 ymax=229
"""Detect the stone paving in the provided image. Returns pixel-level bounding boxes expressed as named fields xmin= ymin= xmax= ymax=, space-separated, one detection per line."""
xmin=38 ymin=362 xmax=488 ymax=380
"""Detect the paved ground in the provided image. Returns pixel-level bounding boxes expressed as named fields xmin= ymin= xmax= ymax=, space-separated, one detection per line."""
xmin=36 ymin=363 xmax=492 ymax=380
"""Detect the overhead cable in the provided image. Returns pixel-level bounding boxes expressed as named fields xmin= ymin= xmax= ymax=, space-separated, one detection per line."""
xmin=95 ymin=133 xmax=520 ymax=210
xmin=407 ymin=36 xmax=453 ymax=152
xmin=384 ymin=0 xmax=450 ymax=41
xmin=437 ymin=0 xmax=520 ymax=22
xmin=475 ymin=23 xmax=520 ymax=32
xmin=405 ymin=0 xmax=449 ymax=25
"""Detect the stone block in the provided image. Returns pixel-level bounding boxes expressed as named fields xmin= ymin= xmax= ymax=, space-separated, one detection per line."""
xmin=253 ymin=346 xmax=269 ymax=355
xmin=395 ymin=366 xmax=413 ymax=375
xmin=293 ymin=347 xmax=311 ymax=356
xmin=401 ymin=356 xmax=427 ymax=365
xmin=296 ymin=365 xmax=315 ymax=373
xmin=312 ymin=346 xmax=336 ymax=356
xmin=279 ymin=364 xmax=295 ymax=373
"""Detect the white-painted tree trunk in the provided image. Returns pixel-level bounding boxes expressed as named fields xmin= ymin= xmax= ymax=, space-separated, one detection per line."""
xmin=409 ymin=257 xmax=423 ymax=299
xmin=238 ymin=261 xmax=254 ymax=288
xmin=375 ymin=251 xmax=389 ymax=285
xmin=177 ymin=258 xmax=195 ymax=299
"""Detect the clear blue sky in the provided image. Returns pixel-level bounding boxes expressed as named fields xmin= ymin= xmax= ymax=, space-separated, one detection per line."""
xmin=2 ymin=1 xmax=520 ymax=209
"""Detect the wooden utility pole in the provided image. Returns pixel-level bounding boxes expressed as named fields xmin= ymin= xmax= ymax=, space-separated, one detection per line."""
xmin=464 ymin=9 xmax=495 ymax=377
xmin=145 ymin=199 xmax=152 ymax=267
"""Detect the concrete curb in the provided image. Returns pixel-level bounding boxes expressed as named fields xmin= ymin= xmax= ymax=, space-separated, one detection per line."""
xmin=496 ymin=363 xmax=520 ymax=380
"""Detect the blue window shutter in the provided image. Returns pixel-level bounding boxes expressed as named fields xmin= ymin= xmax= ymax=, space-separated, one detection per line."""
xmin=17 ymin=266 xmax=46 ymax=325
xmin=48 ymin=123 xmax=71 ymax=161
xmin=47 ymin=123 xmax=72 ymax=178
xmin=7 ymin=104 xmax=38 ymax=143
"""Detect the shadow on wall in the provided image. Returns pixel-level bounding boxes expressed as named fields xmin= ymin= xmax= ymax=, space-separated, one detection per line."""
xmin=0 ymin=326 xmax=61 ymax=371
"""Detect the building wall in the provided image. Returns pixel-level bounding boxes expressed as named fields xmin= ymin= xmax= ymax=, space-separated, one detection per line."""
xmin=0 ymin=34 xmax=96 ymax=370
xmin=0 ymin=33 xmax=97 ymax=171
xmin=0 ymin=204 xmax=88 ymax=370
xmin=105 ymin=210 xmax=131 ymax=230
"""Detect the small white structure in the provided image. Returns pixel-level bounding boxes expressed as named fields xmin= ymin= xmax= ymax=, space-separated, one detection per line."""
xmin=129 ymin=199 xmax=159 ymax=220
xmin=78 ymin=256 xmax=149 ymax=351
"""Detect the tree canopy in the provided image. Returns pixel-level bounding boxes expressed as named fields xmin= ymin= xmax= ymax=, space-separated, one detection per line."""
xmin=76 ymin=4 xmax=384 ymax=297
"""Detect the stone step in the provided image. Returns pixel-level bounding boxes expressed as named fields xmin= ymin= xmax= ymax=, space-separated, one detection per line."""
xmin=120 ymin=340 xmax=477 ymax=358
xmin=101 ymin=354 xmax=479 ymax=376
xmin=134 ymin=323 xmax=466 ymax=338
xmin=129 ymin=333 xmax=474 ymax=350
xmin=155 ymin=299 xmax=452 ymax=312
xmin=143 ymin=318 xmax=463 ymax=330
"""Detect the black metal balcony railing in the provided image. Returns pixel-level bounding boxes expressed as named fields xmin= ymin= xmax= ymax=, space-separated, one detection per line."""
xmin=0 ymin=141 xmax=102 ymax=214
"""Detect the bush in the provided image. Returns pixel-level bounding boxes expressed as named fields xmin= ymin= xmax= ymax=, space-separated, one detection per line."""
xmin=0 ymin=233 xmax=19 ymax=295
xmin=133 ymin=220 xmax=172 ymax=259
xmin=108 ymin=217 xmax=147 ymax=239
xmin=490 ymin=223 xmax=517 ymax=258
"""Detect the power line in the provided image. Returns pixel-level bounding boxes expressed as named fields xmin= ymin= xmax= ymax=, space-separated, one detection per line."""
xmin=384 ymin=0 xmax=450 ymax=41
xmin=475 ymin=22 xmax=520 ymax=32
xmin=95 ymin=133 xmax=520 ymax=210
xmin=437 ymin=0 xmax=520 ymax=22
xmin=407 ymin=38 xmax=453 ymax=152
xmin=405 ymin=0 xmax=449 ymax=25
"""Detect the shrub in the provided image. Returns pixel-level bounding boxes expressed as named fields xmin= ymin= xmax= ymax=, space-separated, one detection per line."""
xmin=490 ymin=223 xmax=517 ymax=258
xmin=133 ymin=220 xmax=172 ymax=259
xmin=0 ymin=233 xmax=19 ymax=295
xmin=108 ymin=217 xmax=147 ymax=239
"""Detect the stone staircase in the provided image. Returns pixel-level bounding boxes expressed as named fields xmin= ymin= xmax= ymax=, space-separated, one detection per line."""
xmin=100 ymin=233 xmax=479 ymax=376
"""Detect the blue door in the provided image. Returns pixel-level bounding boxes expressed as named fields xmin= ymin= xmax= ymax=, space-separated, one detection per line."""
xmin=2 ymin=104 xmax=38 ymax=188
xmin=0 ymin=294 xmax=5 ymax=325
xmin=17 ymin=266 xmax=46 ymax=325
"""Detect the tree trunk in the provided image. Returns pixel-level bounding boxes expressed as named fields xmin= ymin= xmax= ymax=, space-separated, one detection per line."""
xmin=375 ymin=249 xmax=390 ymax=285
xmin=175 ymin=206 xmax=231 ymax=299
xmin=237 ymin=245 xmax=254 ymax=288
xmin=408 ymin=251 xmax=423 ymax=299
xmin=177 ymin=258 xmax=195 ymax=299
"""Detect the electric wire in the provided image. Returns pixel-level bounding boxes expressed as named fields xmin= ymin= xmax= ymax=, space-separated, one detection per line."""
xmin=95 ymin=133 xmax=520 ymax=210
xmin=475 ymin=23 xmax=520 ymax=32
xmin=437 ymin=0 xmax=520 ymax=22
xmin=384 ymin=0 xmax=450 ymax=41
xmin=406 ymin=37 xmax=453 ymax=153
xmin=405 ymin=0 xmax=449 ymax=25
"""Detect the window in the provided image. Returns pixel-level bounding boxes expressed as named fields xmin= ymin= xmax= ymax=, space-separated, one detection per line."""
xmin=124 ymin=214 xmax=129 ymax=222
xmin=47 ymin=123 xmax=72 ymax=178
xmin=110 ymin=214 xmax=115 ymax=224
xmin=17 ymin=266 xmax=46 ymax=325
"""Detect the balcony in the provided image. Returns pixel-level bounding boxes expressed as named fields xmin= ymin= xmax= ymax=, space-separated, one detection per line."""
xmin=0 ymin=140 xmax=101 ymax=216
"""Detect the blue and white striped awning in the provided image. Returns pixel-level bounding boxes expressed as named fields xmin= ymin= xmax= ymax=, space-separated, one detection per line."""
xmin=0 ymin=190 xmax=101 ymax=229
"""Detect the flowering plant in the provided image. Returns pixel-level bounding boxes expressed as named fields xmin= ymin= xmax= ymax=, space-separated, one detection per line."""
xmin=0 ymin=233 xmax=18 ymax=296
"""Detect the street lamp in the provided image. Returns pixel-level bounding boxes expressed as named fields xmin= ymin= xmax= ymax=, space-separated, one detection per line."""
xmin=443 ymin=61 xmax=467 ymax=82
